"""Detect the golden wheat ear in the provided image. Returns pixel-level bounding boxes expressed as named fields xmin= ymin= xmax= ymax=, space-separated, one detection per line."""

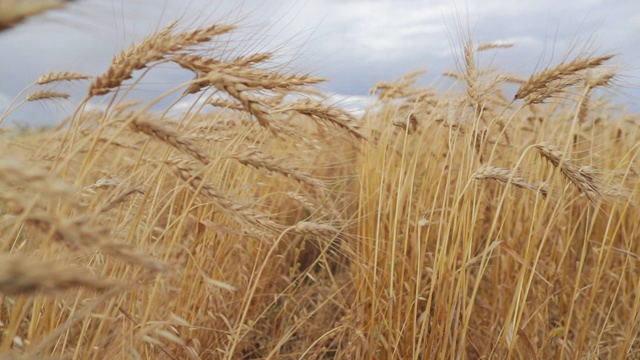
xmin=0 ymin=0 xmax=74 ymax=31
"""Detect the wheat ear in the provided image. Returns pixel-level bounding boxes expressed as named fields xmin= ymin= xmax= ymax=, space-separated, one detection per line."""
xmin=0 ymin=254 xmax=114 ymax=295
xmin=515 ymin=55 xmax=614 ymax=104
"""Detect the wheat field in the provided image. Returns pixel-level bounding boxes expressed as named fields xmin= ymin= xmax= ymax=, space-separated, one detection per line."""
xmin=1 ymin=8 xmax=640 ymax=360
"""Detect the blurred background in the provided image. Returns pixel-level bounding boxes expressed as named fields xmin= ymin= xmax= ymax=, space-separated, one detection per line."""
xmin=1 ymin=0 xmax=638 ymax=126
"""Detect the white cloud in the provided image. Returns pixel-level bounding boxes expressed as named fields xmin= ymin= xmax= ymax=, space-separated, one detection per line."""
xmin=323 ymin=93 xmax=377 ymax=117
xmin=280 ymin=1 xmax=451 ymax=63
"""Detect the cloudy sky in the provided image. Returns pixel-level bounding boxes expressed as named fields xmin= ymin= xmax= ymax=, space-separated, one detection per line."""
xmin=1 ymin=0 xmax=639 ymax=125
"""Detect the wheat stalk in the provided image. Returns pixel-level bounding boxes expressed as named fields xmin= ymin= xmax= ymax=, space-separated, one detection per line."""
xmin=130 ymin=116 xmax=210 ymax=165
xmin=473 ymin=165 xmax=548 ymax=198
xmin=535 ymin=143 xmax=605 ymax=203
xmin=515 ymin=55 xmax=614 ymax=104
xmin=273 ymin=99 xmax=367 ymax=141
xmin=36 ymin=72 xmax=91 ymax=85
xmin=26 ymin=90 xmax=70 ymax=102
xmin=89 ymin=23 xmax=235 ymax=96
xmin=477 ymin=41 xmax=514 ymax=52
xmin=165 ymin=159 xmax=283 ymax=237
xmin=229 ymin=146 xmax=324 ymax=189
xmin=0 ymin=254 xmax=114 ymax=295
xmin=578 ymin=66 xmax=617 ymax=123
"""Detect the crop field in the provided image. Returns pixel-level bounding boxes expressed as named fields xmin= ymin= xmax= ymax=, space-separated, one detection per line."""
xmin=1 ymin=3 xmax=640 ymax=359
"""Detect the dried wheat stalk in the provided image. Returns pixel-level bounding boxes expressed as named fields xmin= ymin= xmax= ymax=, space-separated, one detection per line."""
xmin=36 ymin=72 xmax=91 ymax=85
xmin=583 ymin=66 xmax=617 ymax=89
xmin=393 ymin=113 xmax=419 ymax=134
xmin=130 ymin=116 xmax=210 ymax=165
xmin=94 ymin=184 xmax=145 ymax=213
xmin=23 ymin=213 xmax=166 ymax=271
xmin=515 ymin=55 xmax=614 ymax=104
xmin=99 ymin=242 xmax=167 ymax=272
xmin=291 ymin=221 xmax=339 ymax=238
xmin=0 ymin=254 xmax=114 ymax=295
xmin=273 ymin=99 xmax=367 ymax=141
xmin=535 ymin=143 xmax=605 ymax=203
xmin=578 ymin=66 xmax=617 ymax=123
xmin=473 ymin=165 xmax=548 ymax=198
xmin=0 ymin=159 xmax=79 ymax=205
xmin=477 ymin=41 xmax=514 ymax=52
xmin=372 ymin=70 xmax=426 ymax=100
xmin=463 ymin=40 xmax=481 ymax=108
xmin=26 ymin=90 xmax=70 ymax=102
xmin=89 ymin=23 xmax=235 ymax=96
xmin=285 ymin=191 xmax=339 ymax=219
xmin=204 ymin=74 xmax=322 ymax=130
xmin=206 ymin=98 xmax=245 ymax=111
xmin=165 ymin=159 xmax=282 ymax=236
xmin=229 ymin=146 xmax=324 ymax=189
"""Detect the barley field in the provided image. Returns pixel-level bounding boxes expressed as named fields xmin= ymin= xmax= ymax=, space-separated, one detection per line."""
xmin=1 ymin=6 xmax=640 ymax=360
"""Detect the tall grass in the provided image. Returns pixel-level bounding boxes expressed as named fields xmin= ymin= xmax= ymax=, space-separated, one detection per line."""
xmin=1 ymin=19 xmax=639 ymax=360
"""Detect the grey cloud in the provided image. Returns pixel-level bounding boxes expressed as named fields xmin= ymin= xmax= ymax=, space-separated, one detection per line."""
xmin=1 ymin=0 xmax=638 ymax=125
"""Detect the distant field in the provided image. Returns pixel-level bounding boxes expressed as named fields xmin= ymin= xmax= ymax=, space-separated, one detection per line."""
xmin=1 ymin=8 xmax=639 ymax=360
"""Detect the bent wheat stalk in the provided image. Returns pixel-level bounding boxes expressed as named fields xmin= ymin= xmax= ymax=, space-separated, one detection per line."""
xmin=535 ymin=143 xmax=605 ymax=203
xmin=130 ymin=116 xmax=211 ymax=165
xmin=515 ymin=55 xmax=614 ymax=104
xmin=0 ymin=254 xmax=114 ymax=295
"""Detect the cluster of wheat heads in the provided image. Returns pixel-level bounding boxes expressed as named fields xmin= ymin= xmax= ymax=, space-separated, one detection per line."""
xmin=1 ymin=20 xmax=640 ymax=360
xmin=0 ymin=20 xmax=362 ymax=359
xmin=353 ymin=41 xmax=640 ymax=358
